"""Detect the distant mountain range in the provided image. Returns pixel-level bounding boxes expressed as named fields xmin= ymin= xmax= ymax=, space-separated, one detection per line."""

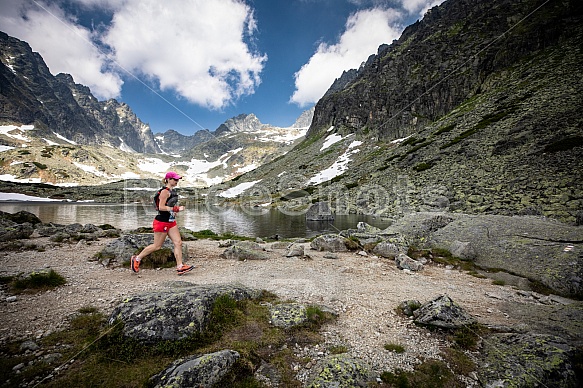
xmin=0 ymin=30 xmax=312 ymax=186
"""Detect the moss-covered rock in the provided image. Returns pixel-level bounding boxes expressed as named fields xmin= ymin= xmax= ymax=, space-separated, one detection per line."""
xmin=308 ymin=353 xmax=373 ymax=388
xmin=478 ymin=333 xmax=578 ymax=387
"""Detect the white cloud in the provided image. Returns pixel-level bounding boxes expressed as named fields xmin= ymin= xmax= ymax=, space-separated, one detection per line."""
xmin=0 ymin=0 xmax=265 ymax=108
xmin=103 ymin=0 xmax=266 ymax=109
xmin=401 ymin=0 xmax=444 ymax=17
xmin=290 ymin=7 xmax=402 ymax=107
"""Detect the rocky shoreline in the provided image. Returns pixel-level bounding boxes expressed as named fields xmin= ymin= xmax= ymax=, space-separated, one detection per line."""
xmin=1 ymin=210 xmax=582 ymax=387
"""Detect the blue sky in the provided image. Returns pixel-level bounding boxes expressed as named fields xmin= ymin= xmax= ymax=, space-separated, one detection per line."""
xmin=0 ymin=0 xmax=442 ymax=135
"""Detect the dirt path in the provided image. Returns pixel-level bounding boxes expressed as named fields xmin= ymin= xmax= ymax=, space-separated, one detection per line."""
xmin=0 ymin=237 xmax=573 ymax=376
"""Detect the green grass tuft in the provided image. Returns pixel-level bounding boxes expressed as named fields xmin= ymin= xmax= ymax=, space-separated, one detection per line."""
xmin=384 ymin=343 xmax=406 ymax=353
xmin=11 ymin=269 xmax=66 ymax=292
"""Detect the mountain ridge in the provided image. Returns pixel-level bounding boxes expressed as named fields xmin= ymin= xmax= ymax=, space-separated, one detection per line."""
xmin=0 ymin=30 xmax=312 ymax=186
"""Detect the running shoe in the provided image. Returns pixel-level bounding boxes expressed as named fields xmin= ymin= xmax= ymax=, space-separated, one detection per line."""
xmin=131 ymin=255 xmax=140 ymax=273
xmin=176 ymin=264 xmax=194 ymax=275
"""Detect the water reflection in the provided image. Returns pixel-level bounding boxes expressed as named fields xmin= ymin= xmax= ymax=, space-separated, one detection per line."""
xmin=0 ymin=202 xmax=390 ymax=239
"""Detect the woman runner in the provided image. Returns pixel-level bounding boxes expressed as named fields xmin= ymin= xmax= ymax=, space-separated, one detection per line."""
xmin=130 ymin=171 xmax=194 ymax=275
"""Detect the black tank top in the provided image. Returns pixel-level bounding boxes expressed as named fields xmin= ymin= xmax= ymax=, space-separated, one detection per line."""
xmin=155 ymin=188 xmax=179 ymax=222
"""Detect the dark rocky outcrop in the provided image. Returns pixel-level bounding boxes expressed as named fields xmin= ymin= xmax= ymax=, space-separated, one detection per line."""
xmin=0 ymin=32 xmax=160 ymax=153
xmin=149 ymin=349 xmax=240 ymax=388
xmin=108 ymin=284 xmax=261 ymax=344
xmin=413 ymin=294 xmax=476 ymax=329
xmin=0 ymin=210 xmax=119 ymax=243
xmin=477 ymin=333 xmax=578 ymax=387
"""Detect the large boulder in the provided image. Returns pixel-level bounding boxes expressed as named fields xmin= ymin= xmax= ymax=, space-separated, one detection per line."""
xmin=310 ymin=234 xmax=349 ymax=252
xmin=0 ymin=219 xmax=34 ymax=241
xmin=0 ymin=210 xmax=42 ymax=225
xmin=220 ymin=244 xmax=270 ymax=260
xmin=97 ymin=233 xmax=186 ymax=266
xmin=478 ymin=333 xmax=578 ymax=387
xmin=413 ymin=294 xmax=476 ymax=329
xmin=149 ymin=349 xmax=240 ymax=388
xmin=372 ymin=241 xmax=401 ymax=258
xmin=0 ymin=211 xmax=40 ymax=241
xmin=384 ymin=212 xmax=583 ymax=298
xmin=108 ymin=284 xmax=261 ymax=343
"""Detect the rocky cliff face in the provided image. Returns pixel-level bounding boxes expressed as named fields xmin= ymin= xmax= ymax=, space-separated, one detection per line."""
xmin=0 ymin=31 xmax=159 ymax=153
xmin=309 ymin=0 xmax=579 ymax=140
xmin=214 ymin=0 xmax=583 ymax=224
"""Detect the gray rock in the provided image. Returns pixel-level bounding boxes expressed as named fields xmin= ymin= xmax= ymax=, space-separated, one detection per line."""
xmin=323 ymin=252 xmax=339 ymax=259
xmin=478 ymin=333 xmax=577 ymax=388
xmin=218 ymin=239 xmax=235 ymax=248
xmin=413 ymin=294 xmax=476 ymax=329
xmin=346 ymin=233 xmax=383 ymax=246
xmin=0 ymin=219 xmax=34 ymax=241
xmin=108 ymin=284 xmax=261 ymax=343
xmin=398 ymin=300 xmax=421 ymax=317
xmin=308 ymin=354 xmax=373 ymax=387
xmin=372 ymin=241 xmax=400 ymax=258
xmin=285 ymin=244 xmax=305 ymax=257
xmin=449 ymin=240 xmax=476 ymax=260
xmin=356 ymin=222 xmax=381 ymax=234
xmin=254 ymin=360 xmax=282 ymax=387
xmin=269 ymin=303 xmax=308 ymax=328
xmin=385 ymin=212 xmax=583 ymax=298
xmin=220 ymin=245 xmax=270 ymax=260
xmin=19 ymin=340 xmax=39 ymax=352
xmin=395 ymin=253 xmax=423 ymax=271
xmin=270 ymin=241 xmax=291 ymax=250
xmin=98 ymin=233 xmax=186 ymax=267
xmin=149 ymin=349 xmax=240 ymax=388
xmin=310 ymin=234 xmax=349 ymax=252
xmin=306 ymin=201 xmax=334 ymax=221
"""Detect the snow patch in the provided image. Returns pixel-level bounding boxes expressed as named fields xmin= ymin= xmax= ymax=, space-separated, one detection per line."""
xmin=0 ymin=125 xmax=34 ymax=142
xmin=73 ymin=162 xmax=108 ymax=177
xmin=309 ymin=141 xmax=362 ymax=185
xmin=53 ymin=132 xmax=77 ymax=145
xmin=321 ymin=134 xmax=343 ymax=151
xmin=0 ymin=192 xmax=63 ymax=201
xmin=138 ymin=158 xmax=172 ymax=174
xmin=219 ymin=180 xmax=262 ymax=198
xmin=391 ymin=135 xmax=412 ymax=144
xmin=0 ymin=174 xmax=42 ymax=184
